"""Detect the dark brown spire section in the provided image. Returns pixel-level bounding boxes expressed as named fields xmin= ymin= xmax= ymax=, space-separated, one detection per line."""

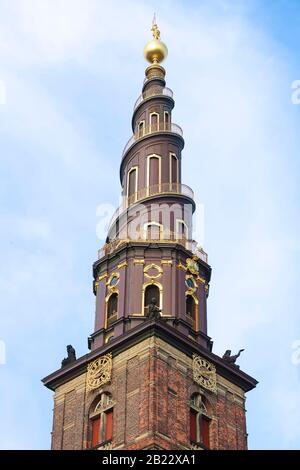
xmin=91 ymin=21 xmax=210 ymax=352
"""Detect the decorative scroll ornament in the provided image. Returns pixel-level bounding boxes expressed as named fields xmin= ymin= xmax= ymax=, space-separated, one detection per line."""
xmin=185 ymin=275 xmax=197 ymax=294
xmin=193 ymin=355 xmax=217 ymax=393
xmin=186 ymin=257 xmax=199 ymax=275
xmin=144 ymin=263 xmax=163 ymax=279
xmin=107 ymin=272 xmax=119 ymax=287
xmin=86 ymin=353 xmax=112 ymax=392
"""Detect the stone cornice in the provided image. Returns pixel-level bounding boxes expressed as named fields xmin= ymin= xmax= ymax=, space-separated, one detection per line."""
xmin=42 ymin=318 xmax=257 ymax=393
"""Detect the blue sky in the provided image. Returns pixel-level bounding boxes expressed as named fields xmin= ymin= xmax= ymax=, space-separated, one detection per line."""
xmin=0 ymin=0 xmax=299 ymax=449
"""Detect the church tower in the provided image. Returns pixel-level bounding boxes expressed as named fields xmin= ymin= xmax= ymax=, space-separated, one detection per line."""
xmin=42 ymin=19 xmax=257 ymax=451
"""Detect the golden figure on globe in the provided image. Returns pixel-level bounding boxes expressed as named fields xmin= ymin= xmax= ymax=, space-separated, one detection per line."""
xmin=151 ymin=13 xmax=161 ymax=40
xmin=144 ymin=14 xmax=168 ymax=64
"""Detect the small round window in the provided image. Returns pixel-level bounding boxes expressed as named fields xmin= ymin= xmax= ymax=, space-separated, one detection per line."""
xmin=185 ymin=277 xmax=195 ymax=289
xmin=110 ymin=275 xmax=119 ymax=287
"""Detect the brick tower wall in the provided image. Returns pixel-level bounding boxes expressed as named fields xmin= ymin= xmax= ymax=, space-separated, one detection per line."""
xmin=51 ymin=336 xmax=248 ymax=450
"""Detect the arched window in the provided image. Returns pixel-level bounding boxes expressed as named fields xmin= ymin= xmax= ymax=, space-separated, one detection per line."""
xmin=169 ymin=153 xmax=178 ymax=187
xmin=127 ymin=167 xmax=138 ymax=203
xmin=144 ymin=222 xmax=163 ymax=240
xmin=147 ymin=155 xmax=161 ymax=190
xmin=107 ymin=293 xmax=118 ymax=326
xmin=190 ymin=394 xmax=211 ymax=449
xmin=176 ymin=219 xmax=188 ymax=240
xmin=150 ymin=112 xmax=159 ymax=132
xmin=186 ymin=295 xmax=196 ymax=320
xmin=144 ymin=284 xmax=160 ymax=316
xmin=138 ymin=121 xmax=145 ymax=138
xmin=164 ymin=111 xmax=170 ymax=130
xmin=90 ymin=393 xmax=114 ymax=448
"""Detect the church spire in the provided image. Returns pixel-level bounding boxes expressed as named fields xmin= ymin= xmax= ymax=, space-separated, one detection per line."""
xmin=42 ymin=22 xmax=257 ymax=452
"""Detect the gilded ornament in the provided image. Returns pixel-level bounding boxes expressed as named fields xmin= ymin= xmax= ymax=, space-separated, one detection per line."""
xmin=144 ymin=263 xmax=162 ymax=279
xmin=106 ymin=273 xmax=120 ymax=289
xmin=177 ymin=262 xmax=187 ymax=271
xmin=133 ymin=259 xmax=145 ymax=265
xmin=185 ymin=275 xmax=197 ymax=294
xmin=117 ymin=261 xmax=127 ymax=269
xmin=186 ymin=257 xmax=199 ymax=275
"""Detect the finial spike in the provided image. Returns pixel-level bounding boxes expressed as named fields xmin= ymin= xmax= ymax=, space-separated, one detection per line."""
xmin=152 ymin=13 xmax=156 ymax=27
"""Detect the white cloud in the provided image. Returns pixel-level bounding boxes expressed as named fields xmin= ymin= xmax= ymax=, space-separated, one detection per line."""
xmin=0 ymin=0 xmax=154 ymax=68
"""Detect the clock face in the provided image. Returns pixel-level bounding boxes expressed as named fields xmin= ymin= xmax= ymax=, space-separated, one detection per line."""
xmin=86 ymin=353 xmax=112 ymax=392
xmin=193 ymin=355 xmax=217 ymax=392
xmin=88 ymin=371 xmax=109 ymax=389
